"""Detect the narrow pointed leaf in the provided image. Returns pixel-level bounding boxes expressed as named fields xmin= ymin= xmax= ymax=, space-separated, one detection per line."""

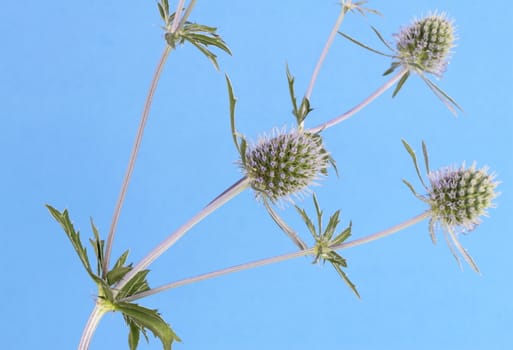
xmin=295 ymin=206 xmax=316 ymax=236
xmin=225 ymin=74 xmax=239 ymax=154
xmin=117 ymin=270 xmax=150 ymax=300
xmin=324 ymin=210 xmax=341 ymax=241
xmin=338 ymin=31 xmax=392 ymax=57
xmin=420 ymin=74 xmax=463 ymax=116
xmin=332 ymin=263 xmax=360 ymax=298
xmin=421 ymin=141 xmax=430 ymax=175
xmin=331 ymin=223 xmax=352 ymax=246
xmin=128 ymin=319 xmax=140 ymax=350
xmin=392 ymin=70 xmax=410 ymax=97
xmin=370 ymin=26 xmax=395 ymax=52
xmin=264 ymin=199 xmax=307 ymax=250
xmin=401 ymin=139 xmax=428 ymax=190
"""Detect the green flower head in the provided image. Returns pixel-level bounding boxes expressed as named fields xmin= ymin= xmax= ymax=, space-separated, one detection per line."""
xmin=394 ymin=12 xmax=456 ymax=77
xmin=402 ymin=140 xmax=499 ymax=272
xmin=242 ymin=128 xmax=330 ymax=204
xmin=427 ymin=163 xmax=499 ymax=235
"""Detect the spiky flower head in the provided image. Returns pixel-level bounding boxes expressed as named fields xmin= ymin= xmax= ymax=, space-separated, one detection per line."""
xmin=402 ymin=140 xmax=499 ymax=272
xmin=394 ymin=12 xmax=455 ymax=77
xmin=427 ymin=163 xmax=499 ymax=234
xmin=241 ymin=128 xmax=330 ymax=204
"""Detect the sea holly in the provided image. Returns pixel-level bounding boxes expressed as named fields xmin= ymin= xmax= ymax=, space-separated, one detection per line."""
xmin=44 ymin=2 xmax=502 ymax=349
xmin=339 ymin=12 xmax=462 ymax=114
xmin=401 ymin=140 xmax=499 ymax=272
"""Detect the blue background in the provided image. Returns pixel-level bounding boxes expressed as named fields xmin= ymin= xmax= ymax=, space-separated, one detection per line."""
xmin=1 ymin=1 xmax=512 ymax=349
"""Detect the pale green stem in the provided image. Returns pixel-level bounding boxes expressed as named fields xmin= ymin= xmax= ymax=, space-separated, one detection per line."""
xmin=122 ymin=211 xmax=431 ymax=302
xmin=114 ymin=177 xmax=252 ymax=292
xmin=102 ymin=46 xmax=172 ymax=278
xmin=304 ymin=1 xmax=351 ymax=101
xmin=308 ymin=67 xmax=408 ymax=134
xmin=78 ymin=302 xmax=108 ymax=350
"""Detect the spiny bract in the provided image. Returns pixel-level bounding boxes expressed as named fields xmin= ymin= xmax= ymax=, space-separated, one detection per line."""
xmin=242 ymin=128 xmax=330 ymax=203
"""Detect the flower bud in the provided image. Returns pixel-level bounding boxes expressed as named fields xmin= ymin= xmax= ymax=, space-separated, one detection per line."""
xmin=394 ymin=12 xmax=455 ymax=76
xmin=242 ymin=128 xmax=330 ymax=203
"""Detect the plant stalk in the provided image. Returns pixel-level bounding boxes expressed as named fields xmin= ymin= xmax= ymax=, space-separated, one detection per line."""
xmin=122 ymin=211 xmax=430 ymax=301
xmin=114 ymin=177 xmax=251 ymax=292
xmin=102 ymin=47 xmax=172 ymax=278
xmin=304 ymin=1 xmax=351 ymax=101
xmin=309 ymin=67 xmax=408 ymax=133
xmin=78 ymin=302 xmax=108 ymax=350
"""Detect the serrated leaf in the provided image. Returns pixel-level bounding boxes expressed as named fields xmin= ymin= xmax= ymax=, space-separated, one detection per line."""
xmin=312 ymin=194 xmax=323 ymax=235
xmin=117 ymin=270 xmax=150 ymax=300
xmin=392 ymin=70 xmax=410 ymax=97
xmin=113 ymin=250 xmax=130 ymax=270
xmin=295 ymin=206 xmax=317 ymax=237
xmin=324 ymin=210 xmax=341 ymax=241
xmin=332 ymin=263 xmax=360 ymax=298
xmin=89 ymin=219 xmax=104 ymax=277
xmin=107 ymin=265 xmax=133 ymax=286
xmin=330 ymin=222 xmax=352 ymax=246
xmin=116 ymin=302 xmax=181 ymax=350
xmin=401 ymin=139 xmax=428 ymax=190
xmin=286 ymin=65 xmax=300 ymax=122
xmin=46 ymin=205 xmax=97 ymax=280
xmin=225 ymin=74 xmax=240 ymax=154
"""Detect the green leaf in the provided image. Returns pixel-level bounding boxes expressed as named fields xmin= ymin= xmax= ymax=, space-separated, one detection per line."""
xmin=392 ymin=70 xmax=410 ymax=97
xmin=239 ymin=137 xmax=247 ymax=166
xmin=128 ymin=319 xmax=140 ymax=350
xmin=107 ymin=265 xmax=133 ymax=286
xmin=370 ymin=26 xmax=395 ymax=52
xmin=117 ymin=270 xmax=150 ymax=300
xmin=324 ymin=210 xmax=341 ymax=241
xmin=225 ymin=74 xmax=240 ymax=154
xmin=419 ymin=74 xmax=463 ymax=116
xmin=116 ymin=302 xmax=181 ymax=350
xmin=264 ymin=199 xmax=307 ymax=250
xmin=330 ymin=222 xmax=352 ymax=247
xmin=312 ymin=194 xmax=323 ymax=235
xmin=294 ymin=206 xmax=317 ymax=237
xmin=331 ymin=262 xmax=360 ymax=298
xmin=338 ymin=31 xmax=392 ymax=57
xmin=89 ymin=219 xmax=104 ymax=277
xmin=286 ymin=65 xmax=300 ymax=121
xmin=421 ymin=140 xmax=430 ymax=175
xmin=401 ymin=139 xmax=428 ymax=190
xmin=46 ymin=205 xmax=97 ymax=280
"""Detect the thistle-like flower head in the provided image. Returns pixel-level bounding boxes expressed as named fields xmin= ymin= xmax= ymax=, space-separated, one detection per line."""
xmin=394 ymin=12 xmax=455 ymax=77
xmin=241 ymin=128 xmax=330 ymax=204
xmin=427 ymin=164 xmax=499 ymax=234
xmin=402 ymin=140 xmax=499 ymax=272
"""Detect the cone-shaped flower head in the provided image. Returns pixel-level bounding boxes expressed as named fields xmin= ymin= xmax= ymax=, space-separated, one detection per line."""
xmin=394 ymin=12 xmax=455 ymax=76
xmin=242 ymin=128 xmax=330 ymax=203
xmin=427 ymin=163 xmax=499 ymax=234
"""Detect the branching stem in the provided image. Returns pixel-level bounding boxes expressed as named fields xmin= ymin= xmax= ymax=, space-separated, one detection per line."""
xmin=114 ymin=177 xmax=251 ymax=292
xmin=122 ymin=211 xmax=431 ymax=302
